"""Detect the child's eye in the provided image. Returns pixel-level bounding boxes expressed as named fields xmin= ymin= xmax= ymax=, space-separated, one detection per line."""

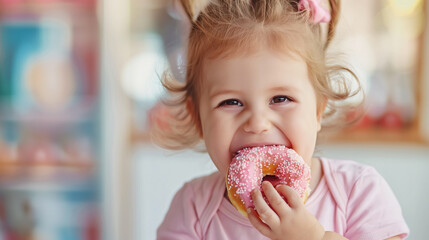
xmin=218 ymin=99 xmax=243 ymax=107
xmin=270 ymin=95 xmax=292 ymax=104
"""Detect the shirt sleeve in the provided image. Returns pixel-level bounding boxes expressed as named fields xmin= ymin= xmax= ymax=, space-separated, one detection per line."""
xmin=157 ymin=182 xmax=202 ymax=240
xmin=344 ymin=166 xmax=409 ymax=240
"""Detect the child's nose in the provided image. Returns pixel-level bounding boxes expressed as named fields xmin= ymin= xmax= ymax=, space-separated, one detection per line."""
xmin=243 ymin=110 xmax=271 ymax=134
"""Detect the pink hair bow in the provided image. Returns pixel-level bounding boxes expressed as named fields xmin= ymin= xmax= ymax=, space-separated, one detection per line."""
xmin=298 ymin=0 xmax=331 ymax=23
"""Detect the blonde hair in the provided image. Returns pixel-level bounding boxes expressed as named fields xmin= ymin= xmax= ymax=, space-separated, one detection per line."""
xmin=153 ymin=0 xmax=362 ymax=149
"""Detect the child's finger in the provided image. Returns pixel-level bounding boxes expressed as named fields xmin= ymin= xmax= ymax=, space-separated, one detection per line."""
xmin=247 ymin=207 xmax=273 ymax=238
xmin=276 ymin=185 xmax=302 ymax=209
xmin=261 ymin=181 xmax=290 ymax=215
xmin=251 ymin=188 xmax=280 ymax=226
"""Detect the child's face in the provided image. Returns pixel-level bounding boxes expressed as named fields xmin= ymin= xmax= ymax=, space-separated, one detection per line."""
xmin=199 ymin=49 xmax=322 ymax=177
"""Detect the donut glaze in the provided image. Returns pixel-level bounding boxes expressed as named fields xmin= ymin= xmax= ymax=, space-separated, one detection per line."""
xmin=226 ymin=145 xmax=311 ymax=217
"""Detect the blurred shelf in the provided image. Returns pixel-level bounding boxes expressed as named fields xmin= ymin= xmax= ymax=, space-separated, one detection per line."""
xmin=0 ymin=179 xmax=95 ymax=192
xmin=0 ymin=161 xmax=94 ymax=171
xmin=0 ymin=161 xmax=95 ymax=189
xmin=0 ymin=160 xmax=94 ymax=167
xmin=0 ymin=0 xmax=97 ymax=15
xmin=130 ymin=125 xmax=429 ymax=146
xmin=0 ymin=112 xmax=96 ymax=125
xmin=0 ymin=103 xmax=97 ymax=125
xmin=327 ymin=127 xmax=428 ymax=145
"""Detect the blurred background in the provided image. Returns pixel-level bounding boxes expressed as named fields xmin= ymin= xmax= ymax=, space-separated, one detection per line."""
xmin=0 ymin=0 xmax=428 ymax=240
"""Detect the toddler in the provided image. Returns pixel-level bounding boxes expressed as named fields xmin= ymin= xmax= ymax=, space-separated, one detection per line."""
xmin=155 ymin=0 xmax=409 ymax=239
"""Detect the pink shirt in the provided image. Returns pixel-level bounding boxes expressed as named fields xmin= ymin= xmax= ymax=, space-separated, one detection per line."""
xmin=157 ymin=158 xmax=409 ymax=240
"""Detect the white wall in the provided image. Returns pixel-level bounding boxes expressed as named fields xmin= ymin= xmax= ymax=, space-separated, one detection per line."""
xmin=318 ymin=143 xmax=429 ymax=240
xmin=134 ymin=143 xmax=429 ymax=240
xmin=101 ymin=0 xmax=133 ymax=239
xmin=133 ymin=145 xmax=216 ymax=240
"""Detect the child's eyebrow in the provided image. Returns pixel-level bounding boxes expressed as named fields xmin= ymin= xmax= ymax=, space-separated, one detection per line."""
xmin=209 ymin=89 xmax=242 ymax=99
xmin=268 ymin=86 xmax=301 ymax=93
xmin=209 ymin=86 xmax=301 ymax=99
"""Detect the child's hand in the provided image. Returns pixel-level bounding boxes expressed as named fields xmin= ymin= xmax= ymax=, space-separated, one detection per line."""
xmin=247 ymin=181 xmax=325 ymax=240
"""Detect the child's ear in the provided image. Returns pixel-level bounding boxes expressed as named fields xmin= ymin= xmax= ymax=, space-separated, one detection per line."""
xmin=186 ymin=97 xmax=203 ymax=138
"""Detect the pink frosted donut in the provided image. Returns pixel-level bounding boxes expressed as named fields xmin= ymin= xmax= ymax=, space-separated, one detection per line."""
xmin=226 ymin=145 xmax=311 ymax=217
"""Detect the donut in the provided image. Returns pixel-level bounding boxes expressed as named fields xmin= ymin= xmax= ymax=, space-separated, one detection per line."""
xmin=226 ymin=145 xmax=311 ymax=217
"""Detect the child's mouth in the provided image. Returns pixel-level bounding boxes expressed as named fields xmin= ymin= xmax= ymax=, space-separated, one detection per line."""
xmin=232 ymin=144 xmax=285 ymax=157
